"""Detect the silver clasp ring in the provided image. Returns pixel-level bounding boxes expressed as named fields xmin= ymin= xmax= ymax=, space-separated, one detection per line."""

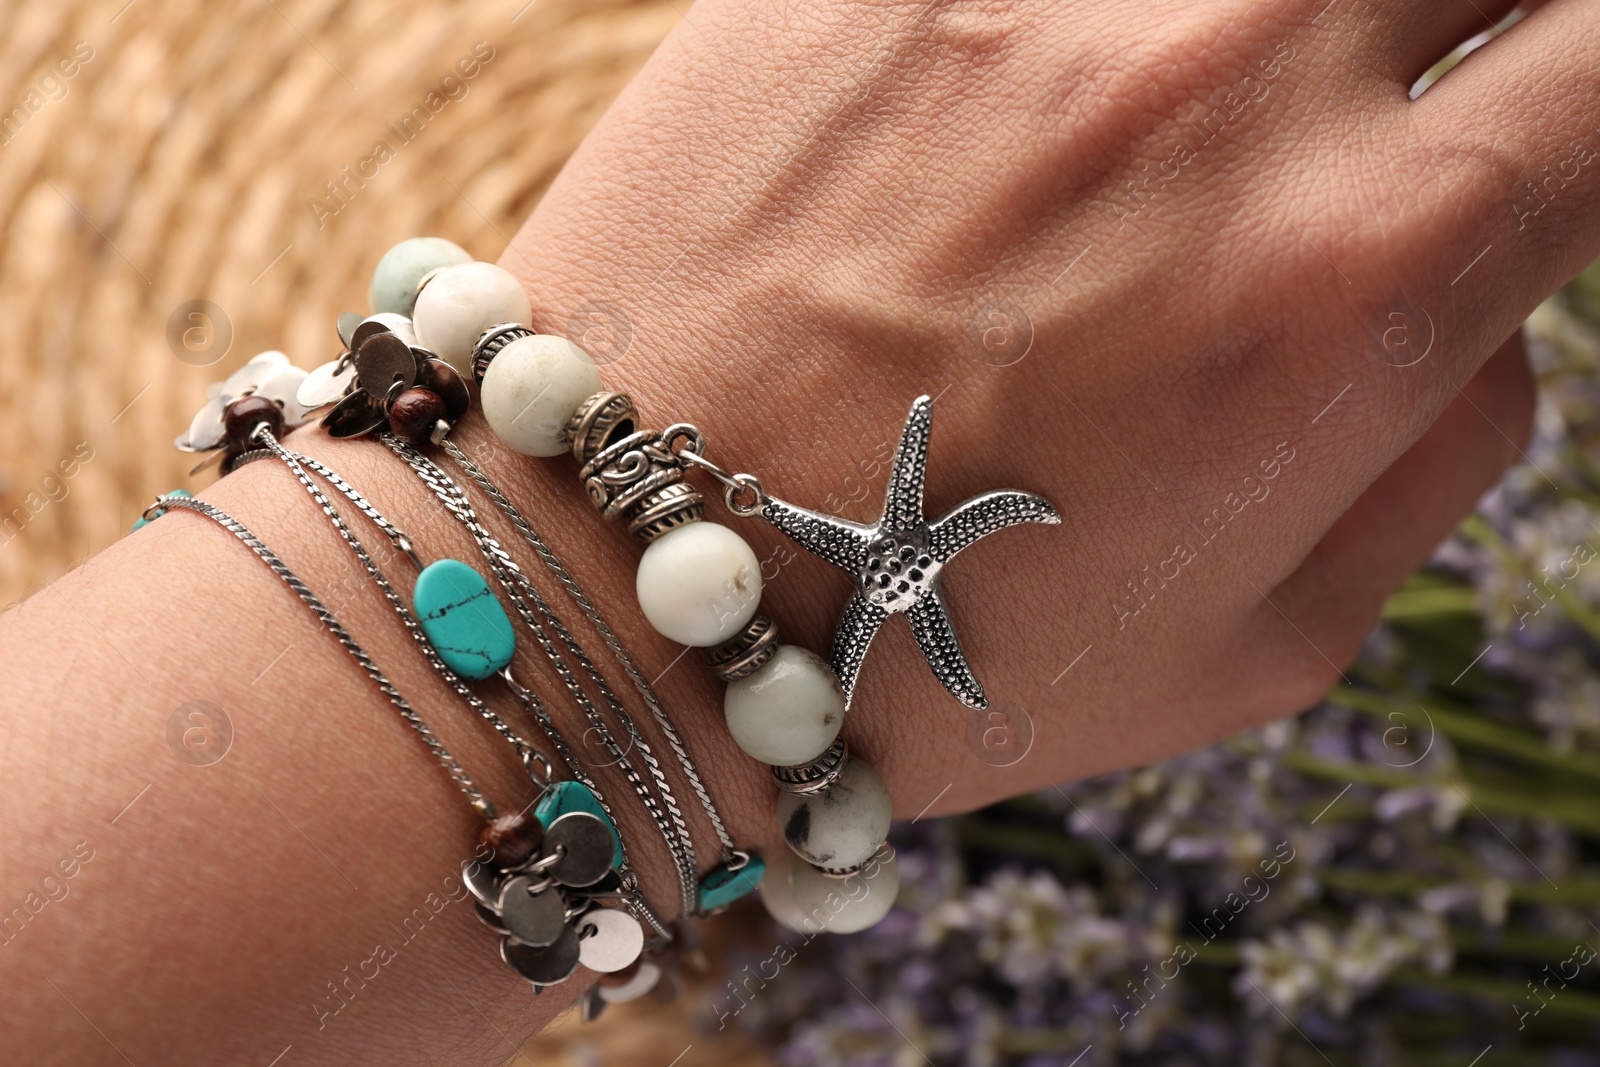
xmin=664 ymin=427 xmax=767 ymax=517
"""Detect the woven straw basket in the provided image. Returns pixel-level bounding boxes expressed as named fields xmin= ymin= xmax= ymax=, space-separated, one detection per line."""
xmin=0 ymin=0 xmax=775 ymax=1061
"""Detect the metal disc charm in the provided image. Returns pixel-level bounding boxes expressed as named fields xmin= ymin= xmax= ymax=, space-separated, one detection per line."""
xmin=321 ymin=389 xmax=387 ymax=439
xmin=544 ymin=812 xmax=615 ymax=888
xmin=473 ymin=901 xmax=508 ymax=934
xmin=176 ymin=395 xmax=227 ymax=452
xmin=220 ymin=350 xmax=290 ymax=397
xmin=336 ymin=311 xmax=364 ymax=348
xmin=418 ymin=357 xmax=470 ymax=421
xmin=257 ymin=368 xmax=312 ymax=424
xmin=598 ymin=961 xmax=661 ymax=1003
xmin=497 ymin=875 xmax=567 ymax=947
xmin=350 ymin=313 xmax=417 ymax=352
xmin=575 ymin=908 xmax=644 ymax=973
xmin=462 ymin=858 xmax=503 ymax=907
xmin=354 ymin=332 xmax=416 ymax=398
xmin=297 ymin=357 xmax=356 ymax=409
xmin=501 ymin=926 xmax=581 ymax=986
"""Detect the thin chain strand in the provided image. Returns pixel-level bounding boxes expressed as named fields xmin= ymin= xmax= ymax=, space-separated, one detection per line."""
xmin=384 ymin=435 xmax=701 ymax=918
xmin=148 ymin=495 xmax=494 ymax=817
xmin=443 ymin=437 xmax=742 ymax=861
xmin=239 ymin=440 xmax=671 ymax=939
xmin=245 ymin=435 xmax=548 ymax=779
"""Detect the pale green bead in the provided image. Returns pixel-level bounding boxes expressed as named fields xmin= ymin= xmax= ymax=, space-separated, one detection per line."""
xmin=725 ymin=645 xmax=844 ymax=766
xmin=788 ymin=845 xmax=899 ymax=934
xmin=480 ymin=333 xmax=600 ymax=456
xmin=634 ymin=521 xmax=762 ymax=646
xmin=776 ymin=756 xmax=891 ymax=869
xmin=759 ymin=845 xmax=900 ymax=935
xmin=368 ymin=237 xmax=471 ymax=315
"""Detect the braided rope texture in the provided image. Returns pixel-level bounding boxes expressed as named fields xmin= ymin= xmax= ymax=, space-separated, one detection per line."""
xmin=0 ymin=0 xmax=678 ymax=605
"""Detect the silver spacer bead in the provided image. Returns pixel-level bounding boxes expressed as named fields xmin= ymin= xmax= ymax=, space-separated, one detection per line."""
xmin=470 ymin=322 xmax=537 ymax=383
xmin=578 ymin=430 xmax=703 ymax=533
xmin=705 ymin=616 xmax=779 ymax=682
xmin=627 ymin=481 xmax=704 ymax=544
xmin=813 ymin=860 xmax=868 ymax=880
xmin=568 ymin=391 xmax=640 ymax=463
xmin=772 ymin=737 xmax=847 ymax=796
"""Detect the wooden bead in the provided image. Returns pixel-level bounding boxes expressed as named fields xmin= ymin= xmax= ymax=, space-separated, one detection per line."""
xmin=223 ymin=395 xmax=283 ymax=448
xmin=423 ymin=361 xmax=468 ymax=420
xmin=479 ymin=811 xmax=544 ymax=870
xmin=387 ymin=386 xmax=447 ymax=444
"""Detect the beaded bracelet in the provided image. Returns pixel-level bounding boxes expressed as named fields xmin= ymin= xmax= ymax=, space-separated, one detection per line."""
xmin=358 ymin=237 xmax=1057 ymax=932
xmin=161 ymin=291 xmax=753 ymax=1007
xmin=155 ymin=231 xmax=1057 ymax=964
xmin=163 ymin=402 xmax=692 ymax=1006
xmin=139 ymin=490 xmax=652 ymax=990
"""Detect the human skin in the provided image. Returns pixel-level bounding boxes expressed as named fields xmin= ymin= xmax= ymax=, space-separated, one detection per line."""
xmin=0 ymin=0 xmax=1590 ymax=1063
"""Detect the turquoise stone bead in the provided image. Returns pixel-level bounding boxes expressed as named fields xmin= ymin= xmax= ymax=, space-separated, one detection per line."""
xmin=413 ymin=559 xmax=515 ymax=681
xmin=698 ymin=854 xmax=766 ymax=913
xmin=535 ymin=781 xmax=623 ymax=870
xmin=132 ymin=488 xmax=191 ymax=531
xmin=369 ymin=236 xmax=472 ymax=315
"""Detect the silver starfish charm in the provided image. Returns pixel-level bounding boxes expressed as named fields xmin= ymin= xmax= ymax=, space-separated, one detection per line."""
xmin=759 ymin=395 xmax=1061 ymax=711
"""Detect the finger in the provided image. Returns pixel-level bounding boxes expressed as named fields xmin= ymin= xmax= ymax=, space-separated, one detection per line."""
xmin=1362 ymin=0 xmax=1522 ymax=90
xmin=1243 ymin=328 xmax=1533 ymax=701
xmin=1417 ymin=0 xmax=1600 ymax=284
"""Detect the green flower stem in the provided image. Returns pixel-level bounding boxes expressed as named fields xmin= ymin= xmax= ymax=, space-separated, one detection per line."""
xmin=1386 ymin=967 xmax=1600 ymax=1023
xmin=1325 ymin=687 xmax=1600 ymax=785
xmin=1283 ymin=751 xmax=1600 ymax=836
xmin=1460 ymin=514 xmax=1600 ymax=645
xmin=1317 ymin=867 xmax=1600 ymax=907
xmin=1381 ymin=583 xmax=1480 ymax=621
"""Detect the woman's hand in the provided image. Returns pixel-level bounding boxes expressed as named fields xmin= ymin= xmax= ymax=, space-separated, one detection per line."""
xmin=503 ymin=0 xmax=1574 ymax=820
xmin=5 ymin=3 xmax=1593 ymax=1064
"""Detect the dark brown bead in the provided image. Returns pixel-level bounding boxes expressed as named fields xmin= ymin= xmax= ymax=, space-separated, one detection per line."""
xmin=478 ymin=811 xmax=544 ymax=870
xmin=223 ymin=395 xmax=284 ymax=448
xmin=422 ymin=360 xmax=469 ymax=421
xmin=387 ymin=386 xmax=448 ymax=444
xmin=596 ymin=958 xmax=642 ymax=988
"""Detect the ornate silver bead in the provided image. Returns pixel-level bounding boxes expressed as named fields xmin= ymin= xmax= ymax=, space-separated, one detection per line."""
xmin=705 ymin=615 xmax=779 ymax=682
xmin=470 ymin=322 xmax=536 ymax=383
xmin=574 ymin=405 xmax=706 ymax=544
xmin=568 ymin=391 xmax=639 ymax=463
xmin=771 ymin=736 xmax=847 ymax=796
xmin=814 ymin=859 xmax=868 ymax=879
xmin=626 ymin=480 xmax=704 ymax=543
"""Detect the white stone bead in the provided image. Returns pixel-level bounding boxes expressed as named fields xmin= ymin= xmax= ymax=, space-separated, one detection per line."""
xmin=597 ymin=961 xmax=661 ymax=1003
xmin=479 ymin=334 xmax=602 ymax=457
xmin=790 ymin=845 xmax=900 ymax=934
xmin=755 ymin=849 xmax=810 ymax=932
xmin=412 ymin=261 xmax=531 ymax=376
xmin=725 ymin=645 xmax=844 ymax=766
xmin=368 ymin=237 xmax=471 ymax=315
xmin=759 ymin=846 xmax=900 ymax=935
xmin=776 ymin=757 xmax=891 ymax=870
xmin=635 ymin=522 xmax=762 ymax=646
